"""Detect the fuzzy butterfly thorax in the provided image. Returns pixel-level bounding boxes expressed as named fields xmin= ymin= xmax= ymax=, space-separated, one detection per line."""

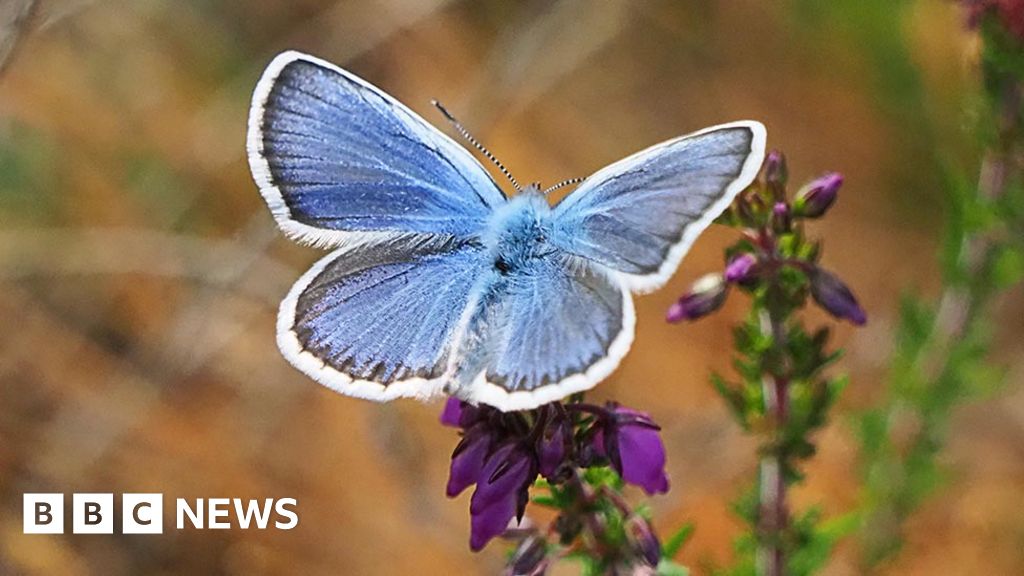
xmin=482 ymin=186 xmax=555 ymax=277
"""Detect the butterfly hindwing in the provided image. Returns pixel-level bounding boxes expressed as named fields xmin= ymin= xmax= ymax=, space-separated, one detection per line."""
xmin=279 ymin=238 xmax=489 ymax=401
xmin=452 ymin=254 xmax=634 ymax=411
xmin=247 ymin=51 xmax=507 ymax=247
xmin=550 ymin=122 xmax=766 ymax=293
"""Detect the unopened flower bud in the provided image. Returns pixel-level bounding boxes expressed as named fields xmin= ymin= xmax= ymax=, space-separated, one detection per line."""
xmin=809 ymin=267 xmax=866 ymax=325
xmin=794 ymin=173 xmax=843 ymax=218
xmin=772 ymin=201 xmax=791 ymax=232
xmin=666 ymin=274 xmax=728 ymax=323
xmin=626 ymin=515 xmax=661 ymax=567
xmin=724 ymin=253 xmax=757 ymax=283
xmin=765 ymin=150 xmax=788 ymax=187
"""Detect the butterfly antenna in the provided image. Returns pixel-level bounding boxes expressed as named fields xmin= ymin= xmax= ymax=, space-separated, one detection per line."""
xmin=432 ymin=100 xmax=522 ymax=192
xmin=542 ymin=177 xmax=585 ymax=196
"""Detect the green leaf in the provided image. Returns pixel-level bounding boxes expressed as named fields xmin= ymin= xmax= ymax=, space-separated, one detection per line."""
xmin=712 ymin=373 xmax=750 ymax=429
xmin=991 ymin=245 xmax=1024 ymax=288
xmin=784 ymin=508 xmax=862 ymax=576
xmin=530 ymin=495 xmax=558 ymax=508
xmin=661 ymin=523 xmax=696 ymax=558
xmin=633 ymin=503 xmax=654 ymax=520
xmin=583 ymin=465 xmax=624 ymax=490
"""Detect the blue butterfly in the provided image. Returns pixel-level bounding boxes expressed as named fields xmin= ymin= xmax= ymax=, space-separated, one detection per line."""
xmin=247 ymin=51 xmax=766 ymax=411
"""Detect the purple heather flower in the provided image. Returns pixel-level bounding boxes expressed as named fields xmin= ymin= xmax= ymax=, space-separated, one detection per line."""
xmin=441 ymin=397 xmax=483 ymax=428
xmin=794 ymin=172 xmax=843 ymax=218
xmin=724 ymin=253 xmax=757 ymax=283
xmin=442 ymin=401 xmax=549 ymax=551
xmin=471 ymin=493 xmax=519 ymax=552
xmin=447 ymin=429 xmax=491 ymax=497
xmin=666 ymin=273 xmax=728 ymax=322
xmin=440 ymin=397 xmax=464 ymax=427
xmin=809 ymin=267 xmax=867 ymax=325
xmin=595 ymin=406 xmax=669 ymax=495
xmin=537 ymin=416 xmax=569 ymax=480
xmin=626 ymin=515 xmax=662 ymax=567
xmin=440 ymin=401 xmax=671 ymax=553
xmin=469 ymin=443 xmax=536 ymax=551
xmin=616 ymin=426 xmax=669 ymax=494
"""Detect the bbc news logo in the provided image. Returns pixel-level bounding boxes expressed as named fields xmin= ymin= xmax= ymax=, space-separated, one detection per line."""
xmin=24 ymin=494 xmax=298 ymax=534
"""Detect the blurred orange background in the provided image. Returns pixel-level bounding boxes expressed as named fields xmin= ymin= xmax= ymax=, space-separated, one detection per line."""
xmin=1 ymin=1 xmax=1023 ymax=574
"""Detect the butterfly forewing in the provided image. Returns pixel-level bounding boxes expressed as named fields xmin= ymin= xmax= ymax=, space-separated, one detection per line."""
xmin=550 ymin=122 xmax=766 ymax=293
xmin=248 ymin=51 xmax=504 ymax=401
xmin=247 ymin=51 xmax=506 ymax=247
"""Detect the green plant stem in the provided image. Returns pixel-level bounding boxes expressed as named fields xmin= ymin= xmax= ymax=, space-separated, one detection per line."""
xmin=757 ymin=293 xmax=791 ymax=576
xmin=757 ymin=384 xmax=786 ymax=576
xmin=859 ymin=61 xmax=1023 ymax=571
xmin=934 ymin=80 xmax=1020 ymax=343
